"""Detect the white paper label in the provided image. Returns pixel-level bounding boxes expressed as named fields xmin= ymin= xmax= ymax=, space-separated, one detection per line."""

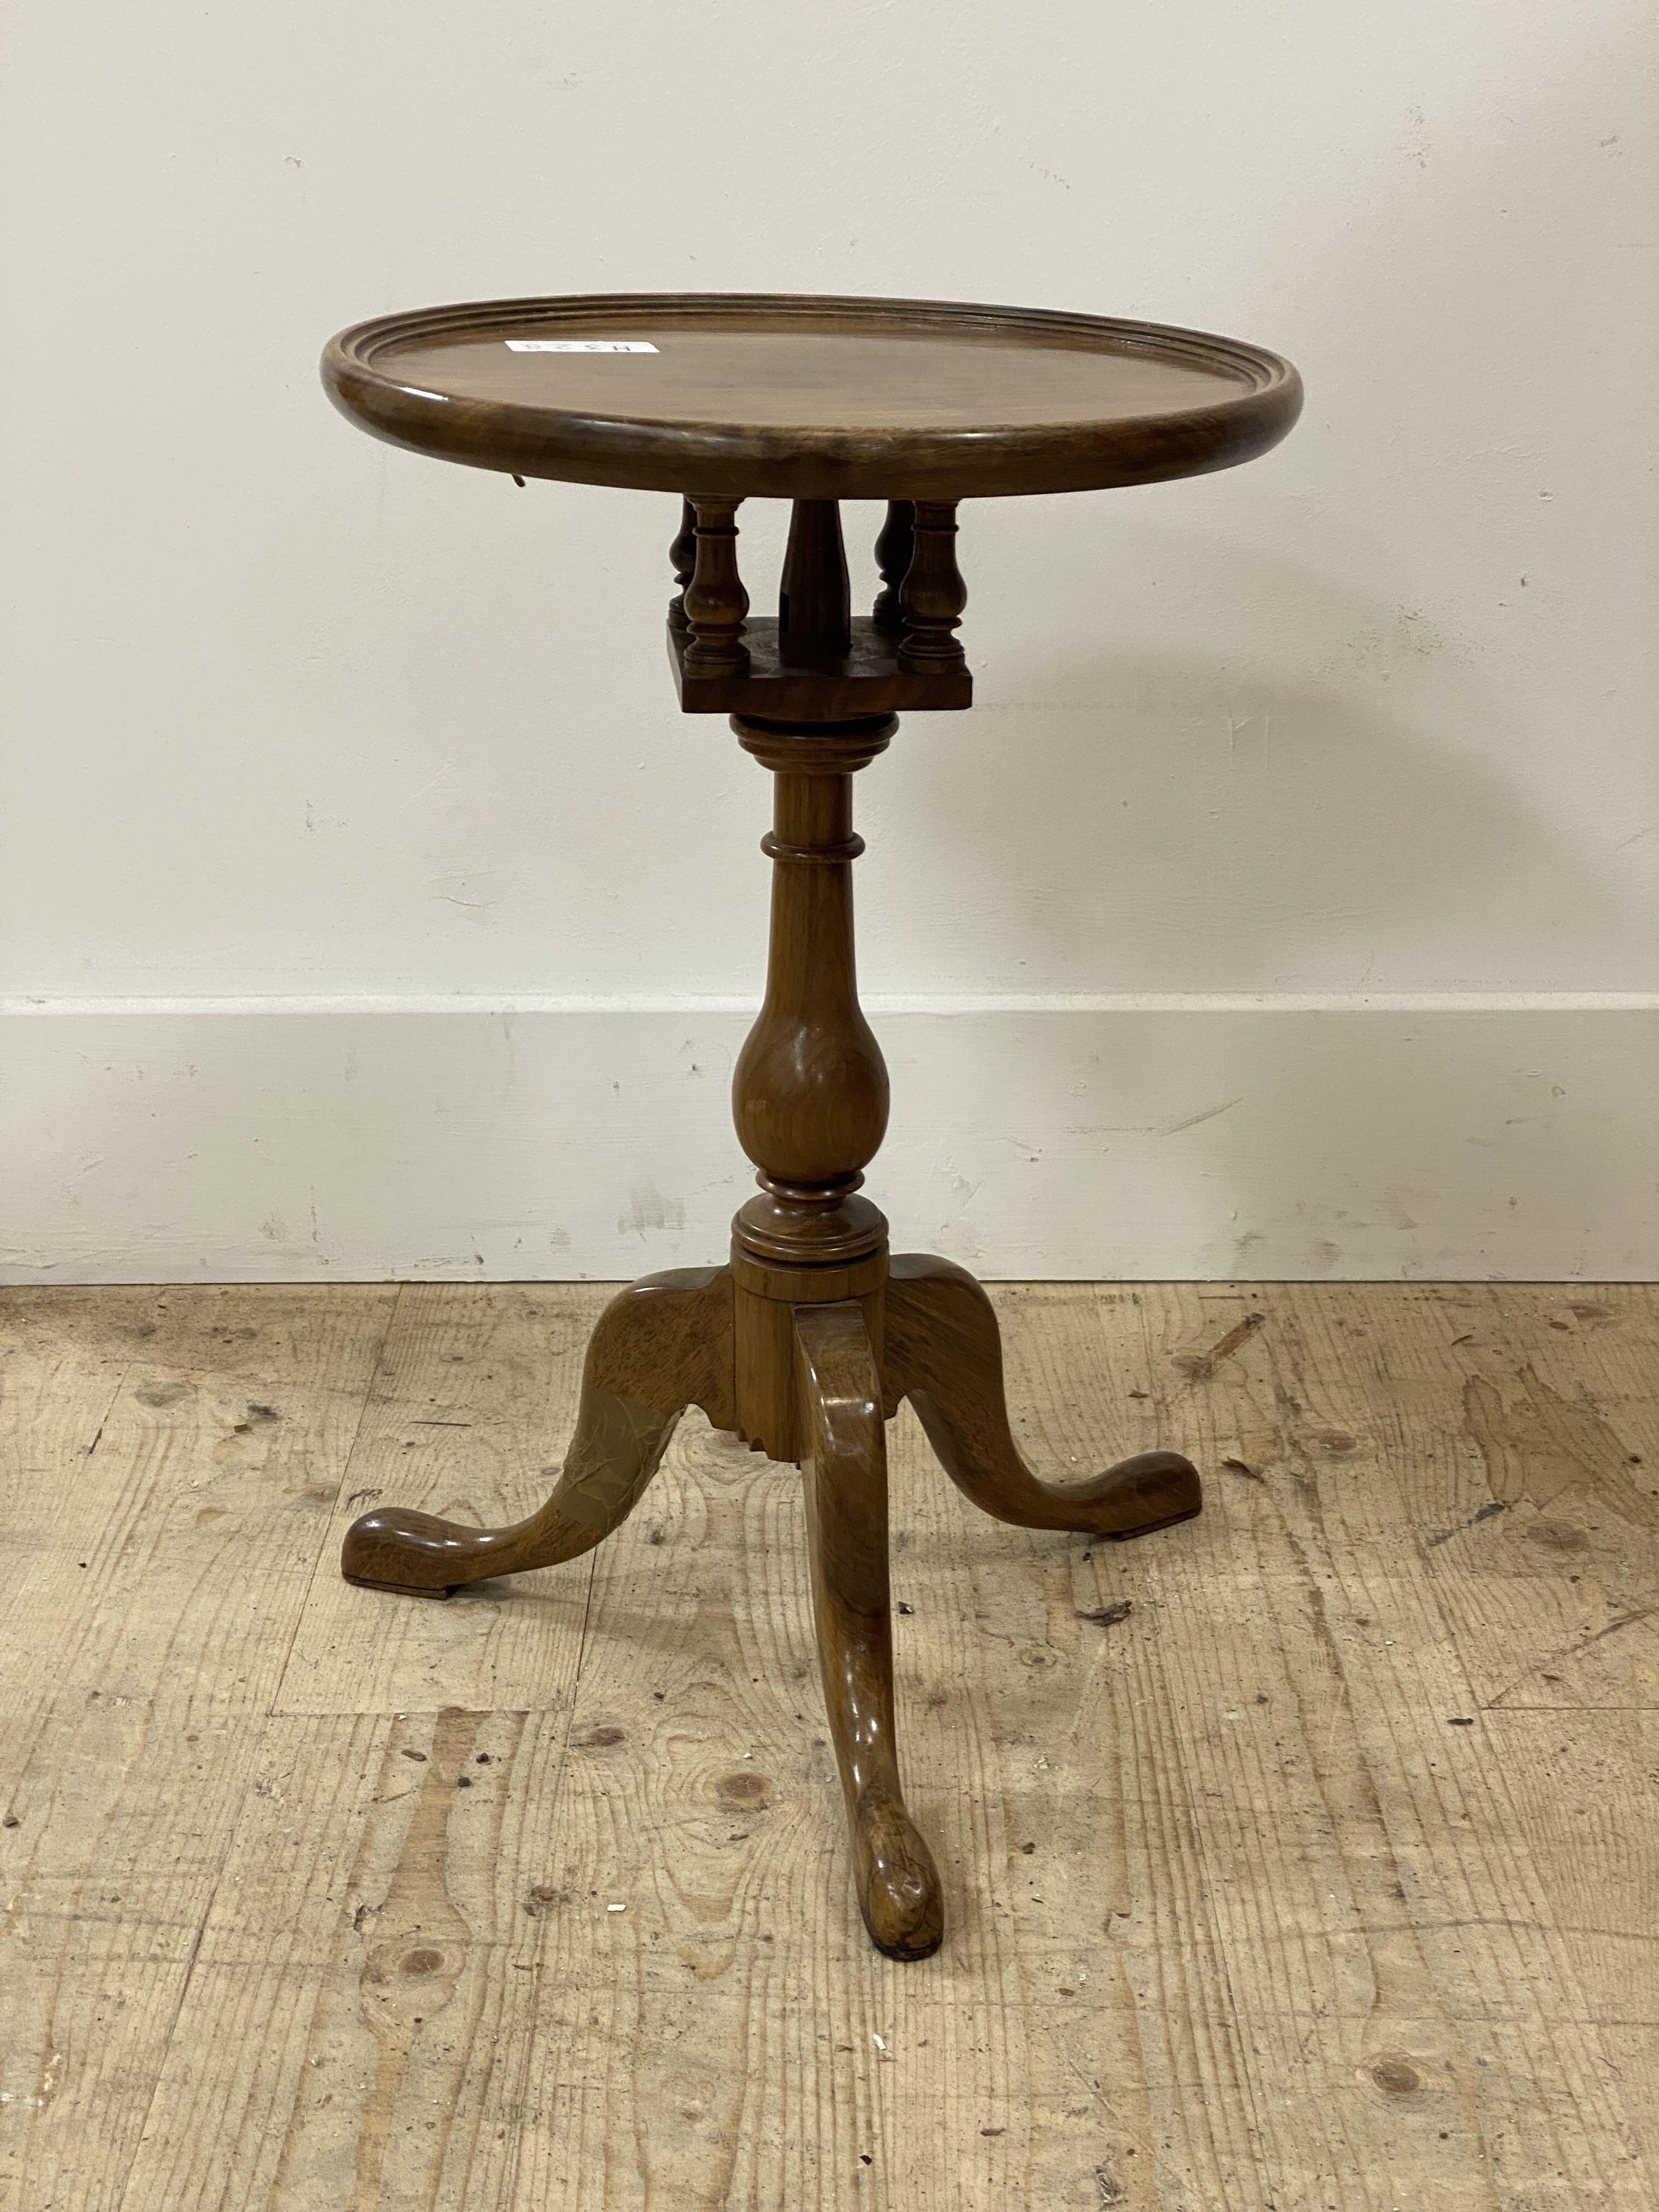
xmin=505 ymin=340 xmax=658 ymax=354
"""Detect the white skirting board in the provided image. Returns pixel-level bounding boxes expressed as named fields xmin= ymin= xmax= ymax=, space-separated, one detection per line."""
xmin=2 ymin=1001 xmax=1655 ymax=1283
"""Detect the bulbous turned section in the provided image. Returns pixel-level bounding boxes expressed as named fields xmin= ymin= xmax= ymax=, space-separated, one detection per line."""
xmin=897 ymin=501 xmax=967 ymax=674
xmin=683 ymin=497 xmax=749 ymax=674
xmin=872 ymin=500 xmax=915 ymax=636
xmin=731 ymin=714 xmax=895 ymax=1272
xmin=667 ymin=496 xmax=697 ymax=630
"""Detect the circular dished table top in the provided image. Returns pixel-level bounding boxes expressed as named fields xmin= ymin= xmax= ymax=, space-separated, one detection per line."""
xmin=321 ymin=292 xmax=1301 ymax=503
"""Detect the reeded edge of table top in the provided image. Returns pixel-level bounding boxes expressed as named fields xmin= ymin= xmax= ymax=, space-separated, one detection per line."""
xmin=320 ymin=291 xmax=1302 ymax=501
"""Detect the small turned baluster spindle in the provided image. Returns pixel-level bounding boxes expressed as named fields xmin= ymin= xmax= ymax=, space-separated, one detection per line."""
xmin=872 ymin=500 xmax=915 ymax=636
xmin=667 ymin=496 xmax=697 ymax=630
xmin=896 ymin=500 xmax=967 ymax=674
xmin=683 ymin=496 xmax=749 ymax=673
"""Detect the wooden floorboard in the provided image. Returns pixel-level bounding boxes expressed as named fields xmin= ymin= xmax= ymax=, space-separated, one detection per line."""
xmin=0 ymin=1281 xmax=1653 ymax=2209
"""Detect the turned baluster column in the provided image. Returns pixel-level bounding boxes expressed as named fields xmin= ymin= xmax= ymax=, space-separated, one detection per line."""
xmin=684 ymin=496 xmax=749 ymax=673
xmin=872 ymin=500 xmax=915 ymax=636
xmin=779 ymin=499 xmax=852 ymax=665
xmin=666 ymin=496 xmax=697 ymax=630
xmin=896 ymin=499 xmax=967 ymax=674
xmin=729 ymin=711 xmax=896 ymax=1459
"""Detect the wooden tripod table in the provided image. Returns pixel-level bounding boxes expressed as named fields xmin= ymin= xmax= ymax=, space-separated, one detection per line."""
xmin=321 ymin=294 xmax=1302 ymax=1959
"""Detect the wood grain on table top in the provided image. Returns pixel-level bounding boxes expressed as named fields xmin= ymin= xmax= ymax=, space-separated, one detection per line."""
xmin=323 ymin=292 xmax=1302 ymax=499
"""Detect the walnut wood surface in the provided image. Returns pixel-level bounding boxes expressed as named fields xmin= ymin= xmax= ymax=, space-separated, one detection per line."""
xmin=872 ymin=499 xmax=915 ymax=635
xmin=895 ymin=500 xmax=968 ymax=675
xmin=778 ymin=499 xmax=851 ymax=665
xmin=669 ymin=614 xmax=972 ymax=715
xmin=340 ymin=1267 xmax=733 ymax=1595
xmin=669 ymin=495 xmax=972 ymax=713
xmin=681 ymin=498 xmax=749 ymax=674
xmin=665 ymin=495 xmax=696 ymax=630
xmin=726 ymin=710 xmax=893 ymax=1470
xmin=729 ymin=716 xmax=894 ymax=1271
xmin=795 ymin=1301 xmax=944 ymax=1960
xmin=321 ymin=291 xmax=1301 ymax=499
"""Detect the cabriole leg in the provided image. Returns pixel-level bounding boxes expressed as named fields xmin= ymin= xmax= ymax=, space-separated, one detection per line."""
xmin=884 ymin=1254 xmax=1201 ymax=1539
xmin=795 ymin=1299 xmax=944 ymax=1961
xmin=341 ymin=1267 xmax=734 ymax=1596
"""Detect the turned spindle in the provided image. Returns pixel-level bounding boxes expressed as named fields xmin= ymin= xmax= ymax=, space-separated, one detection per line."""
xmin=872 ymin=500 xmax=915 ymax=636
xmin=779 ymin=499 xmax=853 ymax=665
xmin=896 ymin=500 xmax=967 ymax=674
xmin=683 ymin=496 xmax=749 ymax=673
xmin=667 ymin=496 xmax=697 ymax=630
xmin=728 ymin=713 xmax=894 ymax=1460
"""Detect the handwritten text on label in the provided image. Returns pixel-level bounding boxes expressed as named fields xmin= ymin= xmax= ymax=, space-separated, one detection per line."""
xmin=505 ymin=340 xmax=659 ymax=354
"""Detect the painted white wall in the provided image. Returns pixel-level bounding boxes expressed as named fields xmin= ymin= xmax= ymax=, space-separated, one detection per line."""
xmin=3 ymin=0 xmax=1656 ymax=1281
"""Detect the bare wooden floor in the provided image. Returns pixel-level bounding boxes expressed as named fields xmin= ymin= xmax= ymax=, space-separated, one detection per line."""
xmin=1 ymin=1282 xmax=1654 ymax=2210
